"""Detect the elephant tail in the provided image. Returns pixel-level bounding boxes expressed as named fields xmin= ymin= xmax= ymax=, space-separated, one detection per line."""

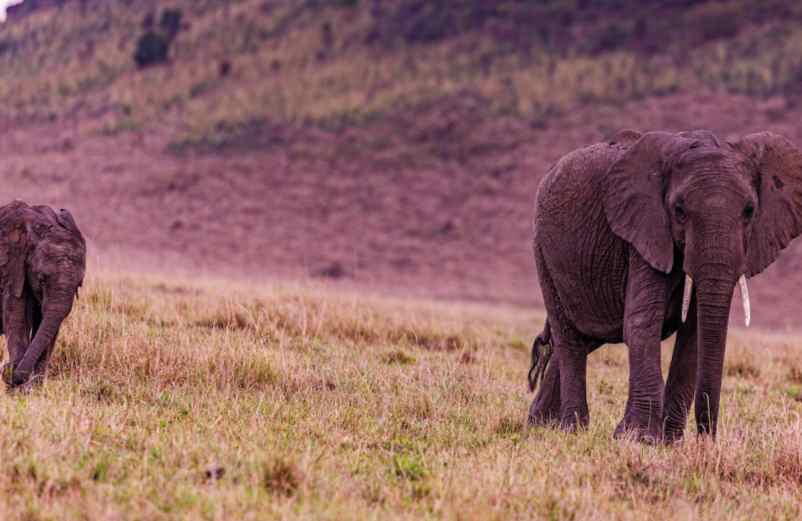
xmin=527 ymin=320 xmax=552 ymax=393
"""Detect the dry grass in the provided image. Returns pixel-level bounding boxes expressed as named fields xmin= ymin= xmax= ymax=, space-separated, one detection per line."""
xmin=0 ymin=271 xmax=798 ymax=519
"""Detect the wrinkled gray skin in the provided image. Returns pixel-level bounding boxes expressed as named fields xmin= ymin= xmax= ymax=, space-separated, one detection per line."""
xmin=528 ymin=130 xmax=802 ymax=442
xmin=0 ymin=201 xmax=86 ymax=389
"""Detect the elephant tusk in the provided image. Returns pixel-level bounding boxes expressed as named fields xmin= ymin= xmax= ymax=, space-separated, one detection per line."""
xmin=681 ymin=274 xmax=693 ymax=323
xmin=739 ymin=275 xmax=751 ymax=327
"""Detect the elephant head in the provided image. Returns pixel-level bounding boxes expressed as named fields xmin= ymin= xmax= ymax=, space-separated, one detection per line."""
xmin=603 ymin=130 xmax=802 ymax=436
xmin=0 ymin=202 xmax=86 ymax=387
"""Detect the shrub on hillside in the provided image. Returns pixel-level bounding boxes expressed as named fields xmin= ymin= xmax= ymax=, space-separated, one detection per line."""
xmin=133 ymin=8 xmax=184 ymax=69
xmin=160 ymin=8 xmax=183 ymax=41
xmin=134 ymin=31 xmax=170 ymax=68
xmin=687 ymin=2 xmax=741 ymax=43
xmin=585 ymin=22 xmax=632 ymax=54
xmin=305 ymin=0 xmax=358 ymax=6
xmin=0 ymin=37 xmax=20 ymax=57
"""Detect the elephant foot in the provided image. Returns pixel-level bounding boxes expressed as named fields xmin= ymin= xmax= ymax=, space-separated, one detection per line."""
xmin=662 ymin=420 xmax=687 ymax=444
xmin=527 ymin=395 xmax=561 ymax=428
xmin=527 ymin=355 xmax=561 ymax=428
xmin=662 ymin=430 xmax=684 ymax=444
xmin=1 ymin=363 xmax=21 ymax=388
xmin=614 ymin=417 xmax=663 ymax=444
xmin=6 ymin=380 xmax=36 ymax=395
xmin=2 ymin=363 xmax=35 ymax=390
xmin=528 ymin=412 xmax=559 ymax=427
xmin=559 ymin=407 xmax=589 ymax=433
xmin=1 ymin=363 xmax=13 ymax=387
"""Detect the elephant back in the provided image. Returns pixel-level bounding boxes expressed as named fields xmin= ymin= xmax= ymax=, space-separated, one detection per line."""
xmin=535 ymin=131 xmax=641 ymax=235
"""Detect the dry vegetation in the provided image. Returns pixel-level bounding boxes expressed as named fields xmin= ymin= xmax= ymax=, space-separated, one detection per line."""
xmin=3 ymin=0 xmax=802 ymax=147
xmin=0 ymin=271 xmax=797 ymax=519
xmin=1 ymin=2 xmax=802 ymax=519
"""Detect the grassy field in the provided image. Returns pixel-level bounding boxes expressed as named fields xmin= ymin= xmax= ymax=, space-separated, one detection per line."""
xmin=0 ymin=272 xmax=798 ymax=519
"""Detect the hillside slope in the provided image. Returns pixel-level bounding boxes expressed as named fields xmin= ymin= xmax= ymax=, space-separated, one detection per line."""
xmin=2 ymin=0 xmax=802 ymax=329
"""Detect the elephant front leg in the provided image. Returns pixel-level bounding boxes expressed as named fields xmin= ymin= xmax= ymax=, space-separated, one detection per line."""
xmin=662 ymin=299 xmax=698 ymax=442
xmin=1 ymin=290 xmax=32 ymax=388
xmin=615 ymin=344 xmax=664 ymax=443
xmin=614 ymin=252 xmax=669 ymax=443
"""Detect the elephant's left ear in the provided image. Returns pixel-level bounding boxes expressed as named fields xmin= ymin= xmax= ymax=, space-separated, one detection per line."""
xmin=56 ymin=208 xmax=80 ymax=234
xmin=730 ymin=132 xmax=802 ymax=277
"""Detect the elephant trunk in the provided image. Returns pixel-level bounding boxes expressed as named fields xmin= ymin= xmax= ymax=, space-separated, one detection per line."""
xmin=693 ymin=268 xmax=736 ymax=437
xmin=11 ymin=292 xmax=73 ymax=386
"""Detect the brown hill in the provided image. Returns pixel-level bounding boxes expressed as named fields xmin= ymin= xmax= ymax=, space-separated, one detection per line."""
xmin=2 ymin=0 xmax=802 ymax=330
xmin=3 ymin=89 xmax=801 ymax=330
xmin=6 ymin=0 xmax=68 ymax=21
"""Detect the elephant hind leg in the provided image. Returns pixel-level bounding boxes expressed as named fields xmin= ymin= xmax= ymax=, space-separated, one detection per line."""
xmin=528 ymin=320 xmax=573 ymax=427
xmin=528 ymin=320 xmax=552 ymax=392
xmin=531 ymin=244 xmax=598 ymax=431
xmin=555 ymin=330 xmax=598 ymax=431
xmin=526 ymin=325 xmax=595 ymax=431
xmin=528 ymin=356 xmax=560 ymax=426
xmin=527 ymin=319 xmax=597 ymax=431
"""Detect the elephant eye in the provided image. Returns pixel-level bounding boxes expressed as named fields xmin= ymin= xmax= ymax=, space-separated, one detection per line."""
xmin=674 ymin=204 xmax=687 ymax=224
xmin=743 ymin=203 xmax=755 ymax=221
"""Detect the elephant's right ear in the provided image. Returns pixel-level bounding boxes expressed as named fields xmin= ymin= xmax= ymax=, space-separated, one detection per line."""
xmin=1 ymin=224 xmax=28 ymax=299
xmin=603 ymin=132 xmax=691 ymax=274
xmin=730 ymin=132 xmax=802 ymax=277
xmin=0 ymin=202 xmax=30 ymax=299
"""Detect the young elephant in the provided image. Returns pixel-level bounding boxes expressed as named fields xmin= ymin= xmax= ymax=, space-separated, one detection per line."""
xmin=528 ymin=130 xmax=802 ymax=442
xmin=0 ymin=201 xmax=86 ymax=389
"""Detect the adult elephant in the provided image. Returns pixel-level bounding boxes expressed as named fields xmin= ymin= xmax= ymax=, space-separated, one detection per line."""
xmin=0 ymin=201 xmax=86 ymax=389
xmin=527 ymin=129 xmax=802 ymax=442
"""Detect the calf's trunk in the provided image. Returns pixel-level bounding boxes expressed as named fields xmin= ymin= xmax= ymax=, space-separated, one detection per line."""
xmin=10 ymin=296 xmax=71 ymax=386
